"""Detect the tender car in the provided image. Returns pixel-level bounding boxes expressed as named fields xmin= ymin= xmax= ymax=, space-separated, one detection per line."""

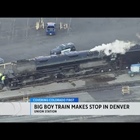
xmin=0 ymin=58 xmax=4 ymax=64
xmin=50 ymin=42 xmax=76 ymax=55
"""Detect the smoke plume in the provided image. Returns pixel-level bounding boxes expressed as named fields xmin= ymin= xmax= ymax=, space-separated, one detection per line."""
xmin=90 ymin=40 xmax=136 ymax=56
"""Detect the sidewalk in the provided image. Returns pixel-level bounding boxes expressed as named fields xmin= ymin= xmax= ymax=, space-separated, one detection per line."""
xmin=0 ymin=80 xmax=85 ymax=101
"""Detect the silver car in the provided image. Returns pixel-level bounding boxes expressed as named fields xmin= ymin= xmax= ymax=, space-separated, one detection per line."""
xmin=50 ymin=42 xmax=76 ymax=55
xmin=0 ymin=58 xmax=4 ymax=64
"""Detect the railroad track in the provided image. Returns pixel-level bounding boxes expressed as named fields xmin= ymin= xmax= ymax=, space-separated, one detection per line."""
xmin=7 ymin=69 xmax=127 ymax=90
xmin=1 ymin=78 xmax=140 ymax=102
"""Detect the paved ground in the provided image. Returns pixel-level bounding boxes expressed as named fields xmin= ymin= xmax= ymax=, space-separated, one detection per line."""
xmin=0 ymin=18 xmax=140 ymax=122
xmin=0 ymin=86 xmax=140 ymax=122
xmin=0 ymin=18 xmax=140 ymax=62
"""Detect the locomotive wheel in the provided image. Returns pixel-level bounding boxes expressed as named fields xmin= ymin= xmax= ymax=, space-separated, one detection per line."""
xmin=130 ymin=73 xmax=134 ymax=77
xmin=100 ymin=69 xmax=104 ymax=73
xmin=0 ymin=83 xmax=3 ymax=90
xmin=126 ymin=66 xmax=128 ymax=69
xmin=74 ymin=66 xmax=79 ymax=72
xmin=29 ymin=76 xmax=35 ymax=80
xmin=92 ymin=69 xmax=95 ymax=74
xmin=69 ymin=69 xmax=75 ymax=73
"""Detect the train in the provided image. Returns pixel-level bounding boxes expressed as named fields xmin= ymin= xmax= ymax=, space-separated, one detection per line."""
xmin=1 ymin=44 xmax=140 ymax=90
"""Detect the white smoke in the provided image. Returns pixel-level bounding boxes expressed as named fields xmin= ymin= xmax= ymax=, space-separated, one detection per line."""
xmin=136 ymin=33 xmax=140 ymax=39
xmin=90 ymin=40 xmax=136 ymax=56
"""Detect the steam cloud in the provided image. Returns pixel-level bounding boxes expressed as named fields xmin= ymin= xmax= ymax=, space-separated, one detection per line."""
xmin=90 ymin=40 xmax=136 ymax=56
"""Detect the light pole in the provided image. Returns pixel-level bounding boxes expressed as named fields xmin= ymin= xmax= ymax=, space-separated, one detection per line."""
xmin=67 ymin=18 xmax=72 ymax=32
xmin=26 ymin=18 xmax=29 ymax=38
xmin=12 ymin=18 xmax=15 ymax=41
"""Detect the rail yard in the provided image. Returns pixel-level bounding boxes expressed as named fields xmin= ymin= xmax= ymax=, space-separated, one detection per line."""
xmin=0 ymin=18 xmax=140 ymax=122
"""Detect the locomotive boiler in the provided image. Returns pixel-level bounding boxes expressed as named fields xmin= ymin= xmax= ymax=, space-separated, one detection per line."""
xmin=1 ymin=44 xmax=140 ymax=90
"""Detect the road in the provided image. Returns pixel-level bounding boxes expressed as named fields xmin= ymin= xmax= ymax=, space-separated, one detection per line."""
xmin=0 ymin=86 xmax=140 ymax=122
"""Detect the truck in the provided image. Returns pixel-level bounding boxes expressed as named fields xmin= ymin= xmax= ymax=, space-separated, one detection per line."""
xmin=128 ymin=63 xmax=140 ymax=77
xmin=46 ymin=22 xmax=56 ymax=35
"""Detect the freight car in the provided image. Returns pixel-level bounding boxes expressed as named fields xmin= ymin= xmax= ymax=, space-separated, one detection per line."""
xmin=0 ymin=44 xmax=140 ymax=90
xmin=109 ymin=44 xmax=140 ymax=70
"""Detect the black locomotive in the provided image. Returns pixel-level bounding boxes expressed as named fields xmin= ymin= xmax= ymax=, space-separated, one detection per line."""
xmin=1 ymin=44 xmax=140 ymax=90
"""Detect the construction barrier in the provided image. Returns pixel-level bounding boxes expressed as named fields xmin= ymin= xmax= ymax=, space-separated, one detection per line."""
xmin=23 ymin=97 xmax=29 ymax=102
xmin=59 ymin=22 xmax=69 ymax=30
xmin=122 ymin=86 xmax=130 ymax=95
xmin=35 ymin=18 xmax=45 ymax=30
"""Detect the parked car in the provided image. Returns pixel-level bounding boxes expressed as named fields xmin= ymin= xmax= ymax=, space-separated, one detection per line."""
xmin=0 ymin=58 xmax=4 ymax=64
xmin=50 ymin=42 xmax=76 ymax=55
xmin=46 ymin=22 xmax=56 ymax=35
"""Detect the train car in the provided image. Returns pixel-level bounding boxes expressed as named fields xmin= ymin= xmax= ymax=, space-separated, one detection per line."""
xmin=118 ymin=44 xmax=140 ymax=69
xmin=1 ymin=50 xmax=115 ymax=90
xmin=0 ymin=59 xmax=37 ymax=90
xmin=34 ymin=50 xmax=117 ymax=73
xmin=105 ymin=44 xmax=140 ymax=70
xmin=1 ymin=44 xmax=140 ymax=90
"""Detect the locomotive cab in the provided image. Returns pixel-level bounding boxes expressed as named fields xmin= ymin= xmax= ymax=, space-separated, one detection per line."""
xmin=110 ymin=53 xmax=117 ymax=61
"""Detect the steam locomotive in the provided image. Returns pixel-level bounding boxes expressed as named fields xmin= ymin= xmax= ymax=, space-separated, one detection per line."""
xmin=1 ymin=44 xmax=140 ymax=90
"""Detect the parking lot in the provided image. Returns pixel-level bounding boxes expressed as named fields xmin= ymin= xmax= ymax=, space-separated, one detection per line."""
xmin=1 ymin=18 xmax=140 ymax=122
xmin=0 ymin=18 xmax=73 ymax=44
xmin=0 ymin=18 xmax=140 ymax=63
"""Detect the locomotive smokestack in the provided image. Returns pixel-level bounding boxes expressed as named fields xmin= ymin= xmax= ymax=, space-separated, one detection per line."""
xmin=90 ymin=40 xmax=136 ymax=56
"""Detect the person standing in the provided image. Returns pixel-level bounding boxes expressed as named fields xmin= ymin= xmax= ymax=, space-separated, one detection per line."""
xmin=1 ymin=75 xmax=5 ymax=85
